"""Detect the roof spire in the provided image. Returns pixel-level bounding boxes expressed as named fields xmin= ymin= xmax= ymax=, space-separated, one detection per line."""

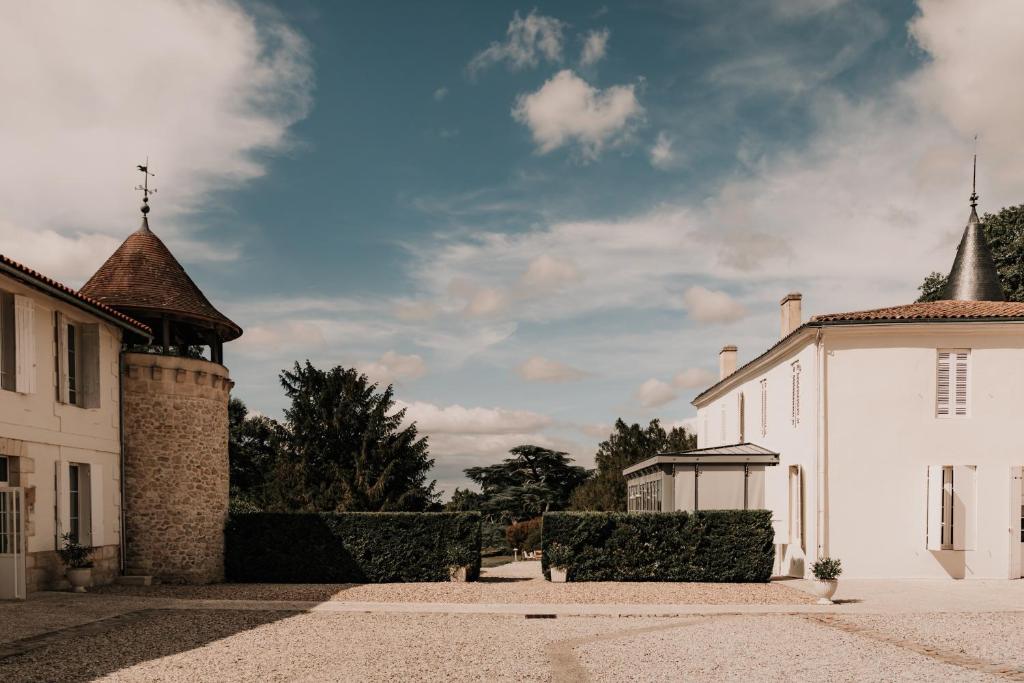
xmin=940 ymin=149 xmax=1005 ymax=301
xmin=135 ymin=159 xmax=157 ymax=232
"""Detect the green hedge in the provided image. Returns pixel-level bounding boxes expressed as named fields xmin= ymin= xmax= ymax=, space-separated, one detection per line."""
xmin=541 ymin=510 xmax=774 ymax=582
xmin=225 ymin=512 xmax=482 ymax=583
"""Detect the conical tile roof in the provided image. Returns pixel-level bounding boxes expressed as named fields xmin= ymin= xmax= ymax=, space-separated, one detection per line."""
xmin=80 ymin=218 xmax=242 ymax=341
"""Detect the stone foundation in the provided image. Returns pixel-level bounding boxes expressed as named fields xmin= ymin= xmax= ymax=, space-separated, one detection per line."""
xmin=27 ymin=544 xmax=120 ymax=592
xmin=122 ymin=353 xmax=232 ymax=584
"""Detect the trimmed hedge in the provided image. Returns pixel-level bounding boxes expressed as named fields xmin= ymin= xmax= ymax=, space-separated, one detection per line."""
xmin=225 ymin=512 xmax=482 ymax=583
xmin=541 ymin=510 xmax=774 ymax=582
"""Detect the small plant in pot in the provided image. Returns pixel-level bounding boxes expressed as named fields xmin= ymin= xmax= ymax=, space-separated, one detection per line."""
xmin=445 ymin=544 xmax=477 ymax=582
xmin=546 ymin=542 xmax=571 ymax=583
xmin=59 ymin=533 xmax=95 ymax=593
xmin=810 ymin=556 xmax=842 ymax=604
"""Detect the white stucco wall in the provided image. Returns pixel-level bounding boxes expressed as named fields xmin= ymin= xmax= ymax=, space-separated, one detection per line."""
xmin=0 ymin=272 xmax=124 ymax=556
xmin=824 ymin=324 xmax=1024 ymax=579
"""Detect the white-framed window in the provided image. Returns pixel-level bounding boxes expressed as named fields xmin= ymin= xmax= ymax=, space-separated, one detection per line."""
xmin=759 ymin=378 xmax=768 ymax=438
xmin=67 ymin=463 xmax=92 ymax=545
xmin=790 ymin=361 xmax=801 ymax=426
xmin=738 ymin=393 xmax=746 ymax=442
xmin=55 ymin=312 xmax=100 ymax=408
xmin=927 ymin=465 xmax=976 ymax=550
xmin=936 ymin=349 xmax=969 ymax=418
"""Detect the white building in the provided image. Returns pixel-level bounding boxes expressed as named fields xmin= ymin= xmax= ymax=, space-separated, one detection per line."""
xmin=626 ymin=190 xmax=1024 ymax=579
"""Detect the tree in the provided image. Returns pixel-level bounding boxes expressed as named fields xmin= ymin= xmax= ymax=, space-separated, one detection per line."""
xmin=228 ymin=397 xmax=288 ymax=509
xmin=570 ymin=418 xmax=696 ymax=511
xmin=464 ymin=445 xmax=589 ymax=524
xmin=274 ymin=362 xmax=438 ymax=512
xmin=917 ymin=203 xmax=1024 ymax=302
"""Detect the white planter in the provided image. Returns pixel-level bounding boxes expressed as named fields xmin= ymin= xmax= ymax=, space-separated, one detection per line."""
xmin=66 ymin=567 xmax=92 ymax=593
xmin=811 ymin=579 xmax=838 ymax=604
xmin=449 ymin=565 xmax=469 ymax=582
xmin=549 ymin=566 xmax=567 ymax=583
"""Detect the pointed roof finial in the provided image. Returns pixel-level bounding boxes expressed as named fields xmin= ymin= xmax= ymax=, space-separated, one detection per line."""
xmin=969 ymin=135 xmax=978 ymax=209
xmin=135 ymin=159 xmax=157 ymax=230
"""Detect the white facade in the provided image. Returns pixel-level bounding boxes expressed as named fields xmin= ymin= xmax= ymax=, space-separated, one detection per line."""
xmin=694 ymin=304 xmax=1024 ymax=579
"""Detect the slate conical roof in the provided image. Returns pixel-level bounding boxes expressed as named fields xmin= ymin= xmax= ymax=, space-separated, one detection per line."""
xmin=941 ymin=197 xmax=1005 ymax=302
xmin=80 ymin=217 xmax=242 ymax=341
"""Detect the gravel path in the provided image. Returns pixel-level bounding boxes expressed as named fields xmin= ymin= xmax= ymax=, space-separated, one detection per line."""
xmin=1 ymin=610 xmax=1011 ymax=682
xmin=91 ymin=561 xmax=813 ymax=606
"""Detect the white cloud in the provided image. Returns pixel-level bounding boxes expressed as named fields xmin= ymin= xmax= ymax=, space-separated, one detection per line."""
xmin=519 ymin=254 xmax=581 ymax=291
xmin=392 ymin=299 xmax=438 ymax=322
xmin=468 ymin=10 xmax=564 ymax=76
xmin=0 ymin=1 xmax=313 ymax=284
xmin=579 ymin=28 xmax=610 ymax=67
xmin=673 ymin=367 xmax=717 ymax=389
xmin=635 ymin=378 xmax=678 ymax=408
xmin=433 ymin=86 xmax=448 ymax=101
xmin=361 ymin=351 xmax=427 ymax=385
xmin=649 ymin=131 xmax=678 ymax=170
xmin=399 ymin=401 xmax=552 ymax=435
xmin=235 ymin=320 xmax=327 ymax=358
xmin=512 ymin=70 xmax=644 ymax=159
xmin=516 ymin=356 xmax=588 ymax=383
xmin=464 ymin=286 xmax=508 ymax=317
xmin=682 ymin=286 xmax=748 ymax=324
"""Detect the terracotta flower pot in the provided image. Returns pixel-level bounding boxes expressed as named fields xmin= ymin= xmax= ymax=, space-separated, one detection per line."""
xmin=66 ymin=567 xmax=92 ymax=593
xmin=811 ymin=579 xmax=838 ymax=604
xmin=549 ymin=567 xmax=567 ymax=583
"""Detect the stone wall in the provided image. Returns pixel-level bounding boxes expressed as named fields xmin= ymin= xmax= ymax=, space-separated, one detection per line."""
xmin=27 ymin=544 xmax=119 ymax=592
xmin=122 ymin=353 xmax=232 ymax=583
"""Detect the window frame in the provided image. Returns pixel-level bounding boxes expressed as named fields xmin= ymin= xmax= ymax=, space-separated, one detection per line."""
xmin=936 ymin=349 xmax=970 ymax=419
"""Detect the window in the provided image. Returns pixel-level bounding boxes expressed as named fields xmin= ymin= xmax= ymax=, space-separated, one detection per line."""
xmin=936 ymin=350 xmax=969 ymax=418
xmin=67 ymin=463 xmax=92 ymax=545
xmin=927 ymin=465 xmax=976 ymax=550
xmin=0 ymin=292 xmax=14 ymax=392
xmin=676 ymin=465 xmax=765 ymax=512
xmin=55 ymin=312 xmax=100 ymax=408
xmin=790 ymin=361 xmax=801 ymax=427
xmin=0 ymin=455 xmax=7 ymax=484
xmin=759 ymin=378 xmax=768 ymax=438
xmin=720 ymin=403 xmax=726 ymax=444
xmin=627 ymin=479 xmax=663 ymax=512
xmin=738 ymin=393 xmax=746 ymax=442
xmin=68 ymin=464 xmax=80 ymax=541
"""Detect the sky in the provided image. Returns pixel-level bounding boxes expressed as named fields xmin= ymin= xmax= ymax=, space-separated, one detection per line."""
xmin=2 ymin=0 xmax=1023 ymax=497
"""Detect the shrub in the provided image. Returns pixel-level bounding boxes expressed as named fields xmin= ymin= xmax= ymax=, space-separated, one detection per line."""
xmin=506 ymin=517 xmax=543 ymax=551
xmin=225 ymin=512 xmax=481 ymax=583
xmin=541 ymin=510 xmax=775 ymax=582
xmin=545 ymin=542 xmax=572 ymax=568
xmin=811 ymin=557 xmax=842 ymax=581
xmin=58 ymin=533 xmax=94 ymax=569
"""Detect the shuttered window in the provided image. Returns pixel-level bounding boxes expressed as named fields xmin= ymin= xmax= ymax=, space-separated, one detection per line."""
xmin=55 ymin=313 xmax=101 ymax=408
xmin=0 ymin=292 xmax=14 ymax=391
xmin=926 ymin=465 xmax=976 ymax=550
xmin=759 ymin=378 xmax=768 ymax=437
xmin=936 ymin=349 xmax=969 ymax=418
xmin=790 ymin=361 xmax=801 ymax=427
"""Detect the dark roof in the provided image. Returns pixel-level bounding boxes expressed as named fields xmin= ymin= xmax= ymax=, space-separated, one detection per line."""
xmin=810 ymin=300 xmax=1024 ymax=322
xmin=0 ymin=253 xmax=151 ymax=335
xmin=942 ymin=203 xmax=1005 ymax=301
xmin=80 ymin=218 xmax=241 ymax=341
xmin=624 ymin=442 xmax=780 ymax=477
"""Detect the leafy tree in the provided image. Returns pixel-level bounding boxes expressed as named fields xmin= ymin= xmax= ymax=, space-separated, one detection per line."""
xmin=570 ymin=419 xmax=696 ymax=512
xmin=464 ymin=445 xmax=589 ymax=524
xmin=917 ymin=204 xmax=1024 ymax=302
xmin=228 ymin=397 xmax=288 ymax=509
xmin=443 ymin=487 xmax=484 ymax=512
xmin=273 ymin=362 xmax=438 ymax=512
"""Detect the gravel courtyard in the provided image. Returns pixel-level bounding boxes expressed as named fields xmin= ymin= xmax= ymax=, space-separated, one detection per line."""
xmin=2 ymin=562 xmax=1023 ymax=682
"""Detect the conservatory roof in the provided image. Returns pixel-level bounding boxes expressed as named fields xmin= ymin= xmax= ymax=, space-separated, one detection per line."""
xmin=623 ymin=443 xmax=780 ymax=477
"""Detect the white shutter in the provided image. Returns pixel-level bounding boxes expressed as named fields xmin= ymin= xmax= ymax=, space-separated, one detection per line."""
xmin=14 ymin=295 xmax=35 ymax=394
xmin=90 ymin=463 xmax=104 ymax=547
xmin=55 ymin=312 xmax=68 ymax=404
xmin=952 ymin=465 xmax=976 ymax=550
xmin=953 ymin=351 xmax=969 ymax=417
xmin=926 ymin=465 xmax=944 ymax=550
xmin=936 ymin=352 xmax=951 ymax=417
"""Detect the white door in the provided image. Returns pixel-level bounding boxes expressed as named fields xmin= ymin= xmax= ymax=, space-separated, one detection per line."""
xmin=0 ymin=487 xmax=26 ymax=600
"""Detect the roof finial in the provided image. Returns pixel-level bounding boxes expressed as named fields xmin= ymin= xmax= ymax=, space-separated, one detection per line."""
xmin=135 ymin=158 xmax=157 ymax=216
xmin=969 ymin=135 xmax=978 ymax=209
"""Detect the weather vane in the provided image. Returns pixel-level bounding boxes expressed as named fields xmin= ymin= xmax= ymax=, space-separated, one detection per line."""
xmin=135 ymin=159 xmax=157 ymax=215
xmin=970 ymin=135 xmax=979 ymax=208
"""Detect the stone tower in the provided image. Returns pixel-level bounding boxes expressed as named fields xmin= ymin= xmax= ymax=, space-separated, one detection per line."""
xmin=80 ymin=190 xmax=242 ymax=583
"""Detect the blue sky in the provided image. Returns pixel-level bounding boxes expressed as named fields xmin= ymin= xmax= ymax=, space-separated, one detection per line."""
xmin=3 ymin=0 xmax=1022 ymax=495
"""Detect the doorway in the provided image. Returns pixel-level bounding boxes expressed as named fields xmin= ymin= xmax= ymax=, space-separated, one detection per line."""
xmin=0 ymin=487 xmax=26 ymax=599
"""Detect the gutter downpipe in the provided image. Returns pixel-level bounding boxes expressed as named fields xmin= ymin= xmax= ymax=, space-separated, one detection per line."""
xmin=814 ymin=326 xmax=827 ymax=566
xmin=118 ymin=349 xmax=127 ymax=576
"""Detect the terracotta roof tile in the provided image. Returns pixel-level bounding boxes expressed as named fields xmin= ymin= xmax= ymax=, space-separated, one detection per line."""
xmin=80 ymin=220 xmax=241 ymax=341
xmin=0 ymin=253 xmax=152 ymax=335
xmin=811 ymin=300 xmax=1024 ymax=322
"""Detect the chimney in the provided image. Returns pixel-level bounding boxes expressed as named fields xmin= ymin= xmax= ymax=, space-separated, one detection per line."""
xmin=719 ymin=345 xmax=737 ymax=379
xmin=780 ymin=292 xmax=802 ymax=337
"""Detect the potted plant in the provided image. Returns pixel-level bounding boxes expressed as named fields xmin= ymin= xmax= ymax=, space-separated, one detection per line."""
xmin=810 ymin=556 xmax=842 ymax=604
xmin=445 ymin=544 xmax=476 ymax=582
xmin=59 ymin=533 xmax=95 ymax=593
xmin=546 ymin=542 xmax=571 ymax=583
